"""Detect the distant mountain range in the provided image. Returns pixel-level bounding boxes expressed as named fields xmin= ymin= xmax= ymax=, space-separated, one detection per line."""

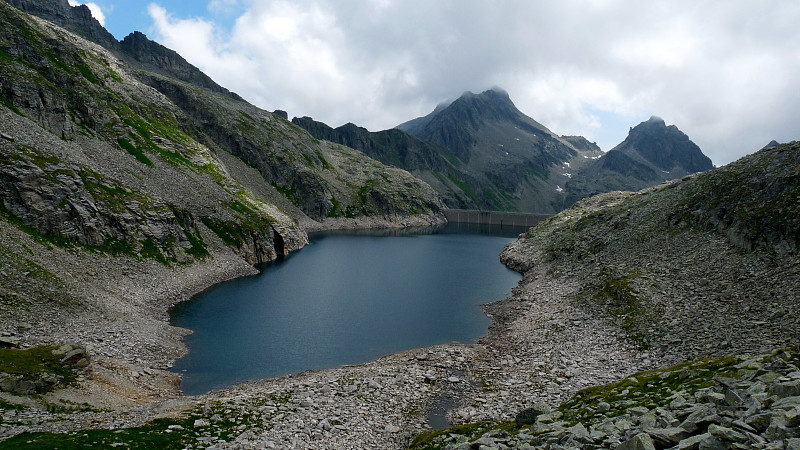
xmin=297 ymin=89 xmax=714 ymax=213
xmin=7 ymin=0 xmax=715 ymax=217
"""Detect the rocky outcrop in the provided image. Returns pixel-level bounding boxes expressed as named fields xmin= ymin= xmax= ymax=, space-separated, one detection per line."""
xmin=670 ymin=141 xmax=800 ymax=255
xmin=0 ymin=144 xmax=201 ymax=261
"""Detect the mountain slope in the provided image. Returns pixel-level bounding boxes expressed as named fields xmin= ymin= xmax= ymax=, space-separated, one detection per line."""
xmin=3 ymin=0 xmax=445 ymax=224
xmin=565 ymin=116 xmax=714 ymax=205
xmin=502 ymin=141 xmax=799 ymax=358
xmin=291 ymin=116 xmax=479 ymax=208
xmin=397 ymin=88 xmax=603 ymax=213
xmin=0 ymin=0 xmax=444 ymax=406
xmin=414 ymin=142 xmax=800 ymax=447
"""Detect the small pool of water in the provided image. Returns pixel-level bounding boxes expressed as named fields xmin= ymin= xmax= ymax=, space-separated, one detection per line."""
xmin=170 ymin=223 xmax=525 ymax=395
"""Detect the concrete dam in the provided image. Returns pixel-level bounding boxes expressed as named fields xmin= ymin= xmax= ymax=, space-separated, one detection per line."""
xmin=442 ymin=209 xmax=551 ymax=228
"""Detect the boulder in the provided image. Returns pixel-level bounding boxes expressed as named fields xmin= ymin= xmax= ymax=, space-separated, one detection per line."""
xmin=618 ymin=432 xmax=656 ymax=450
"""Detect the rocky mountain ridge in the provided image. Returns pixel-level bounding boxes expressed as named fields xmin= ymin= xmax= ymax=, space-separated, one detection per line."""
xmin=291 ymin=115 xmax=479 ymax=208
xmin=393 ymin=89 xmax=716 ymax=214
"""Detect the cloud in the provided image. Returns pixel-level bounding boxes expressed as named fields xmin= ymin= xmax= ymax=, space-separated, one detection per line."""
xmin=67 ymin=0 xmax=106 ymax=26
xmin=147 ymin=0 xmax=800 ymax=166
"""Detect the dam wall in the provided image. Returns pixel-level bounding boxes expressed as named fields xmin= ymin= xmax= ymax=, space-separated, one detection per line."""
xmin=442 ymin=209 xmax=551 ymax=228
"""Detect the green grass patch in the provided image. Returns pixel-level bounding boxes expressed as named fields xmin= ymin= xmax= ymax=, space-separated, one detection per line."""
xmin=140 ymin=238 xmax=170 ymax=265
xmin=272 ymin=183 xmax=302 ymax=208
xmin=409 ymin=421 xmax=516 ymax=450
xmin=0 ymin=345 xmax=77 ymax=391
xmin=75 ymin=62 xmax=99 ymax=85
xmin=200 ymin=216 xmax=250 ymax=248
xmin=327 ymin=197 xmax=343 ymax=218
xmin=557 ymin=354 xmax=743 ymax=425
xmin=122 ymin=118 xmax=194 ymax=168
xmin=183 ymin=228 xmax=209 ymax=259
xmin=588 ymin=269 xmax=655 ymax=349
xmin=117 ymin=138 xmax=153 ymax=166
xmin=315 ymin=150 xmax=332 ymax=170
xmin=0 ymin=401 xmax=268 ymax=449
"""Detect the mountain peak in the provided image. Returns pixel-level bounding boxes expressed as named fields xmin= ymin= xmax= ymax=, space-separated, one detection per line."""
xmin=456 ymin=88 xmax=512 ymax=104
xmin=616 ymin=117 xmax=713 ymax=174
xmin=6 ymin=0 xmax=119 ymax=50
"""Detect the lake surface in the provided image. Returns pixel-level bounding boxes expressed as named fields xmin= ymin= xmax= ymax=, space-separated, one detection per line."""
xmin=170 ymin=223 xmax=525 ymax=395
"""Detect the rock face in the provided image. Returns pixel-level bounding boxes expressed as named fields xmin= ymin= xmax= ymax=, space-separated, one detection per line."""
xmin=565 ymin=116 xmax=714 ymax=205
xmin=0 ymin=146 xmax=199 ymax=261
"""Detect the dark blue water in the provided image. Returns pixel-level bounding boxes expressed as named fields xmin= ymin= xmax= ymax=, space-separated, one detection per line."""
xmin=170 ymin=224 xmax=525 ymax=395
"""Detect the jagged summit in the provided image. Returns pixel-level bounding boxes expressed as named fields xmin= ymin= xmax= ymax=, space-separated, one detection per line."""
xmin=564 ymin=116 xmax=714 ymax=206
xmin=617 ymin=115 xmax=713 ymax=173
xmin=394 ymin=88 xmax=603 ymax=212
xmin=6 ymin=0 xmax=118 ymax=50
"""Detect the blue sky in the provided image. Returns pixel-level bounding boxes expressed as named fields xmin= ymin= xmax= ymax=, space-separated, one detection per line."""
xmin=67 ymin=1 xmax=800 ymax=166
xmin=76 ymin=1 xmax=229 ymax=40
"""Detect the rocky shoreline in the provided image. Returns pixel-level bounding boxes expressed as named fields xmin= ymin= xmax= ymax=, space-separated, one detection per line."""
xmin=0 ymin=214 xmax=652 ymax=449
xmin=0 ymin=225 xmax=652 ymax=450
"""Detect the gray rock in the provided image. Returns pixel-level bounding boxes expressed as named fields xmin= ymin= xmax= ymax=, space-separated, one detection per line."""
xmin=194 ymin=419 xmax=209 ymax=427
xmin=618 ymin=432 xmax=656 ymax=450
xmin=770 ymin=380 xmax=800 ymax=398
xmin=60 ymin=347 xmax=88 ymax=365
xmin=678 ymin=433 xmax=721 ymax=450
xmin=708 ymin=424 xmax=747 ymax=442
xmin=679 ymin=405 xmax=719 ymax=433
xmin=647 ymin=427 xmax=690 ymax=446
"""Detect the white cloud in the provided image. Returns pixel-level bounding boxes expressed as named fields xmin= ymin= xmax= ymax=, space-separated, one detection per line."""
xmin=146 ymin=0 xmax=800 ymax=166
xmin=67 ymin=0 xmax=106 ymax=26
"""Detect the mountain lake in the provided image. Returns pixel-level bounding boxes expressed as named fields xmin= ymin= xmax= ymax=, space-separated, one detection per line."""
xmin=170 ymin=223 xmax=527 ymax=395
